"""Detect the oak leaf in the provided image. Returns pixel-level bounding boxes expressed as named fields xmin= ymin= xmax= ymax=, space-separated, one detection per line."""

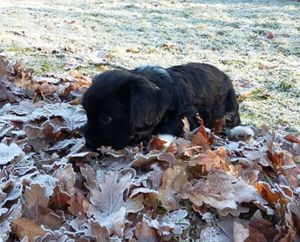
xmin=181 ymin=171 xmax=257 ymax=216
xmin=12 ymin=218 xmax=47 ymax=242
xmin=158 ymin=164 xmax=188 ymax=210
xmin=81 ymin=166 xmax=144 ymax=236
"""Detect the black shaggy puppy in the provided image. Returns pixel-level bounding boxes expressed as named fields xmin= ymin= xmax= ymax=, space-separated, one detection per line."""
xmin=82 ymin=63 xmax=241 ymax=150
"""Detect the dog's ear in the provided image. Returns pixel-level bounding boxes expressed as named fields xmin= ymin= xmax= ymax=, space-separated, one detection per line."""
xmin=129 ymin=76 xmax=170 ymax=131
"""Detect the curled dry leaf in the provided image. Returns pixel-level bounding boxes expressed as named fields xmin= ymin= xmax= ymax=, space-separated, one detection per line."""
xmin=183 ymin=116 xmax=213 ymax=149
xmin=284 ymin=134 xmax=300 ymax=145
xmin=130 ymin=150 xmax=163 ymax=167
xmin=267 ymin=141 xmax=284 ymax=171
xmin=0 ymin=180 xmax=22 ymax=208
xmin=283 ymin=203 xmax=300 ymax=242
xmin=255 ymin=181 xmax=292 ymax=207
xmin=147 ymin=136 xmax=167 ymax=151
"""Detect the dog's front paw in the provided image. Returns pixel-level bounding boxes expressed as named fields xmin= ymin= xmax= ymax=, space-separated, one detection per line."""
xmin=229 ymin=126 xmax=254 ymax=143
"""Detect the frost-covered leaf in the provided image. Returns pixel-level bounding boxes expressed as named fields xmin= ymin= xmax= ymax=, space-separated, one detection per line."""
xmin=188 ymin=148 xmax=227 ymax=176
xmin=199 ymin=226 xmax=232 ymax=242
xmin=0 ymin=122 xmax=14 ymax=138
xmin=0 ymin=143 xmax=25 ymax=165
xmin=130 ymin=150 xmax=163 ymax=167
xmin=86 ymin=219 xmax=110 ymax=242
xmin=81 ymin=166 xmax=144 ymax=236
xmin=144 ymin=210 xmax=190 ymax=240
xmin=0 ymin=181 xmax=22 ymax=207
xmin=0 ymin=200 xmax=22 ymax=241
xmin=12 ymin=218 xmax=47 ymax=242
xmin=82 ymin=167 xmax=143 ymax=215
xmin=216 ymin=217 xmax=250 ymax=242
xmin=28 ymin=103 xmax=86 ymax=130
xmin=53 ymin=164 xmax=76 ymax=195
xmin=181 ymin=171 xmax=257 ymax=216
xmin=47 ymin=138 xmax=84 ymax=152
xmin=24 ymin=121 xmax=60 ymax=151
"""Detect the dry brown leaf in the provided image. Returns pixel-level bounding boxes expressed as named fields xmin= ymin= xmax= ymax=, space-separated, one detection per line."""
xmin=246 ymin=210 xmax=277 ymax=242
xmin=49 ymin=185 xmax=71 ymax=210
xmin=190 ymin=116 xmax=213 ymax=148
xmin=12 ymin=218 xmax=47 ymax=242
xmin=282 ymin=203 xmax=300 ymax=242
xmin=181 ymin=171 xmax=257 ymax=216
xmin=147 ymin=136 xmax=166 ymax=150
xmin=25 ymin=121 xmax=60 ymax=151
xmin=0 ymin=55 xmax=8 ymax=77
xmin=255 ymin=181 xmax=292 ymax=207
xmin=87 ymin=219 xmax=110 ymax=242
xmin=182 ymin=117 xmax=190 ymax=138
xmin=158 ymin=164 xmax=188 ymax=210
xmin=135 ymin=222 xmax=160 ymax=242
xmin=188 ymin=148 xmax=228 ymax=176
xmin=67 ymin=193 xmax=86 ymax=216
xmin=147 ymin=163 xmax=164 ymax=189
xmin=267 ymin=141 xmax=284 ymax=170
xmin=23 ymin=184 xmax=63 ymax=229
xmin=53 ymin=164 xmax=76 ymax=195
xmin=284 ymin=134 xmax=300 ymax=144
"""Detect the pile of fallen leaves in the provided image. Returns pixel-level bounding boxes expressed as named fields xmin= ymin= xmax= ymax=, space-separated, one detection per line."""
xmin=1 ymin=56 xmax=300 ymax=242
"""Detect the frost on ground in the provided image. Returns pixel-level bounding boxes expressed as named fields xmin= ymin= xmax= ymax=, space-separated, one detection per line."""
xmin=1 ymin=1 xmax=300 ymax=241
xmin=0 ymin=0 xmax=299 ymax=132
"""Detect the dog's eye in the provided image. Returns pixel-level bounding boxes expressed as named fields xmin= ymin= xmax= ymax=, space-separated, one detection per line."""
xmin=98 ymin=113 xmax=112 ymax=124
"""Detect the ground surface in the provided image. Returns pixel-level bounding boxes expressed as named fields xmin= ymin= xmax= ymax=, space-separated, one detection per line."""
xmin=0 ymin=0 xmax=299 ymax=132
xmin=1 ymin=1 xmax=300 ymax=241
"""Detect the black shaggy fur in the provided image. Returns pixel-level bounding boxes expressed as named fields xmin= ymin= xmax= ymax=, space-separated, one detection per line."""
xmin=82 ymin=63 xmax=241 ymax=150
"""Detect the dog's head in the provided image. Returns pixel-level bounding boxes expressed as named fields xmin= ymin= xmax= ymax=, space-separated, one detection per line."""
xmin=82 ymin=70 xmax=170 ymax=150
